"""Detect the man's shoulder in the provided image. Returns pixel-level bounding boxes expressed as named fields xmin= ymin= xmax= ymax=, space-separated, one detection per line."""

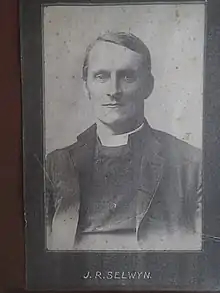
xmin=46 ymin=124 xmax=96 ymax=162
xmin=152 ymin=128 xmax=202 ymax=165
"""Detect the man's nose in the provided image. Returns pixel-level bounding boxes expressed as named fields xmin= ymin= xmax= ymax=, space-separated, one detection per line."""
xmin=107 ymin=74 xmax=121 ymax=100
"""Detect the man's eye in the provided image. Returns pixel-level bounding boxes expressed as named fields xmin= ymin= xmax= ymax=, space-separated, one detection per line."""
xmin=94 ymin=73 xmax=109 ymax=82
xmin=123 ymin=72 xmax=137 ymax=83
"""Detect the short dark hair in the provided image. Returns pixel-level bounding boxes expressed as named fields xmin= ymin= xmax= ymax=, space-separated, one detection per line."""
xmin=82 ymin=31 xmax=152 ymax=82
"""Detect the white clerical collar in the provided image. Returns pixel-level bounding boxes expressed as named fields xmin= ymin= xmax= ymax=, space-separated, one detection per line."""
xmin=97 ymin=123 xmax=144 ymax=147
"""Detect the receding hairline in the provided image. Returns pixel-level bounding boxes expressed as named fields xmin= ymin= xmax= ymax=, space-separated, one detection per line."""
xmin=82 ymin=32 xmax=152 ymax=81
xmin=88 ymin=39 xmax=147 ymax=61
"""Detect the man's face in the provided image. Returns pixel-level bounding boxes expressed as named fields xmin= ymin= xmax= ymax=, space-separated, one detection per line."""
xmin=86 ymin=41 xmax=151 ymax=134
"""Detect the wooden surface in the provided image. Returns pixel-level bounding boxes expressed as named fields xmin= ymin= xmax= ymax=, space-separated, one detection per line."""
xmin=0 ymin=0 xmax=24 ymax=291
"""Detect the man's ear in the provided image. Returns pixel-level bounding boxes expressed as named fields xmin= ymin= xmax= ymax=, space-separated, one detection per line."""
xmin=144 ymin=73 xmax=154 ymax=100
xmin=83 ymin=81 xmax=91 ymax=100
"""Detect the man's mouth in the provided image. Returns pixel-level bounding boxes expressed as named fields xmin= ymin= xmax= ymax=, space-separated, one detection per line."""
xmin=102 ymin=103 xmax=122 ymax=108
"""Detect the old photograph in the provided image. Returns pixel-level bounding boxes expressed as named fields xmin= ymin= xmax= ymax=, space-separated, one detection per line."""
xmin=44 ymin=3 xmax=204 ymax=251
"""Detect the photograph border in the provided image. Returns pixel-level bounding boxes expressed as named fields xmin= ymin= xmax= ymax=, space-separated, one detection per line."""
xmin=20 ymin=0 xmax=220 ymax=290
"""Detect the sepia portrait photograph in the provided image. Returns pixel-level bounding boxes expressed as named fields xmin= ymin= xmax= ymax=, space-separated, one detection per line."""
xmin=44 ymin=3 xmax=204 ymax=251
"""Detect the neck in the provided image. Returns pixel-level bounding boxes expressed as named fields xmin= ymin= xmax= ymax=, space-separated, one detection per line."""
xmin=97 ymin=121 xmax=115 ymax=137
xmin=98 ymin=117 xmax=144 ymax=136
xmin=96 ymin=119 xmax=145 ymax=147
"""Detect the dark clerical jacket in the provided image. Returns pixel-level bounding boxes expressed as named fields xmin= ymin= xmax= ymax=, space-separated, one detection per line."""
xmin=45 ymin=120 xmax=202 ymax=250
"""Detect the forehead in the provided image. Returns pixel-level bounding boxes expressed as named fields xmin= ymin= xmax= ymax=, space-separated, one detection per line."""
xmin=88 ymin=41 xmax=144 ymax=72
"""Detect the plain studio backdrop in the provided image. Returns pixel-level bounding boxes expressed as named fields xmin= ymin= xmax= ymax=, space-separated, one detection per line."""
xmin=43 ymin=3 xmax=205 ymax=154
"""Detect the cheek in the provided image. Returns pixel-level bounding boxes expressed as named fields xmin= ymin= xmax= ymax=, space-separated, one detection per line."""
xmin=87 ymin=81 xmax=108 ymax=99
xmin=122 ymin=81 xmax=144 ymax=99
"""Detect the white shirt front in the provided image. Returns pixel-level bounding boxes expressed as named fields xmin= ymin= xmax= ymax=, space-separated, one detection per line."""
xmin=97 ymin=123 xmax=144 ymax=147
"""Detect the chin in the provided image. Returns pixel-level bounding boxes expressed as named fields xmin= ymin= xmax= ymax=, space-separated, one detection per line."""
xmin=99 ymin=114 xmax=123 ymax=125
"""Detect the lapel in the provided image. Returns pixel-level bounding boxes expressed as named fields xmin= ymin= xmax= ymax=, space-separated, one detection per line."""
xmin=132 ymin=122 xmax=165 ymax=231
xmin=69 ymin=124 xmax=97 ymax=185
xmin=50 ymin=124 xmax=96 ymax=249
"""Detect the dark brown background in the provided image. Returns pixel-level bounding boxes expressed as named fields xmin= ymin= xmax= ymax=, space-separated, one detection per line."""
xmin=0 ymin=0 xmax=24 ymax=291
